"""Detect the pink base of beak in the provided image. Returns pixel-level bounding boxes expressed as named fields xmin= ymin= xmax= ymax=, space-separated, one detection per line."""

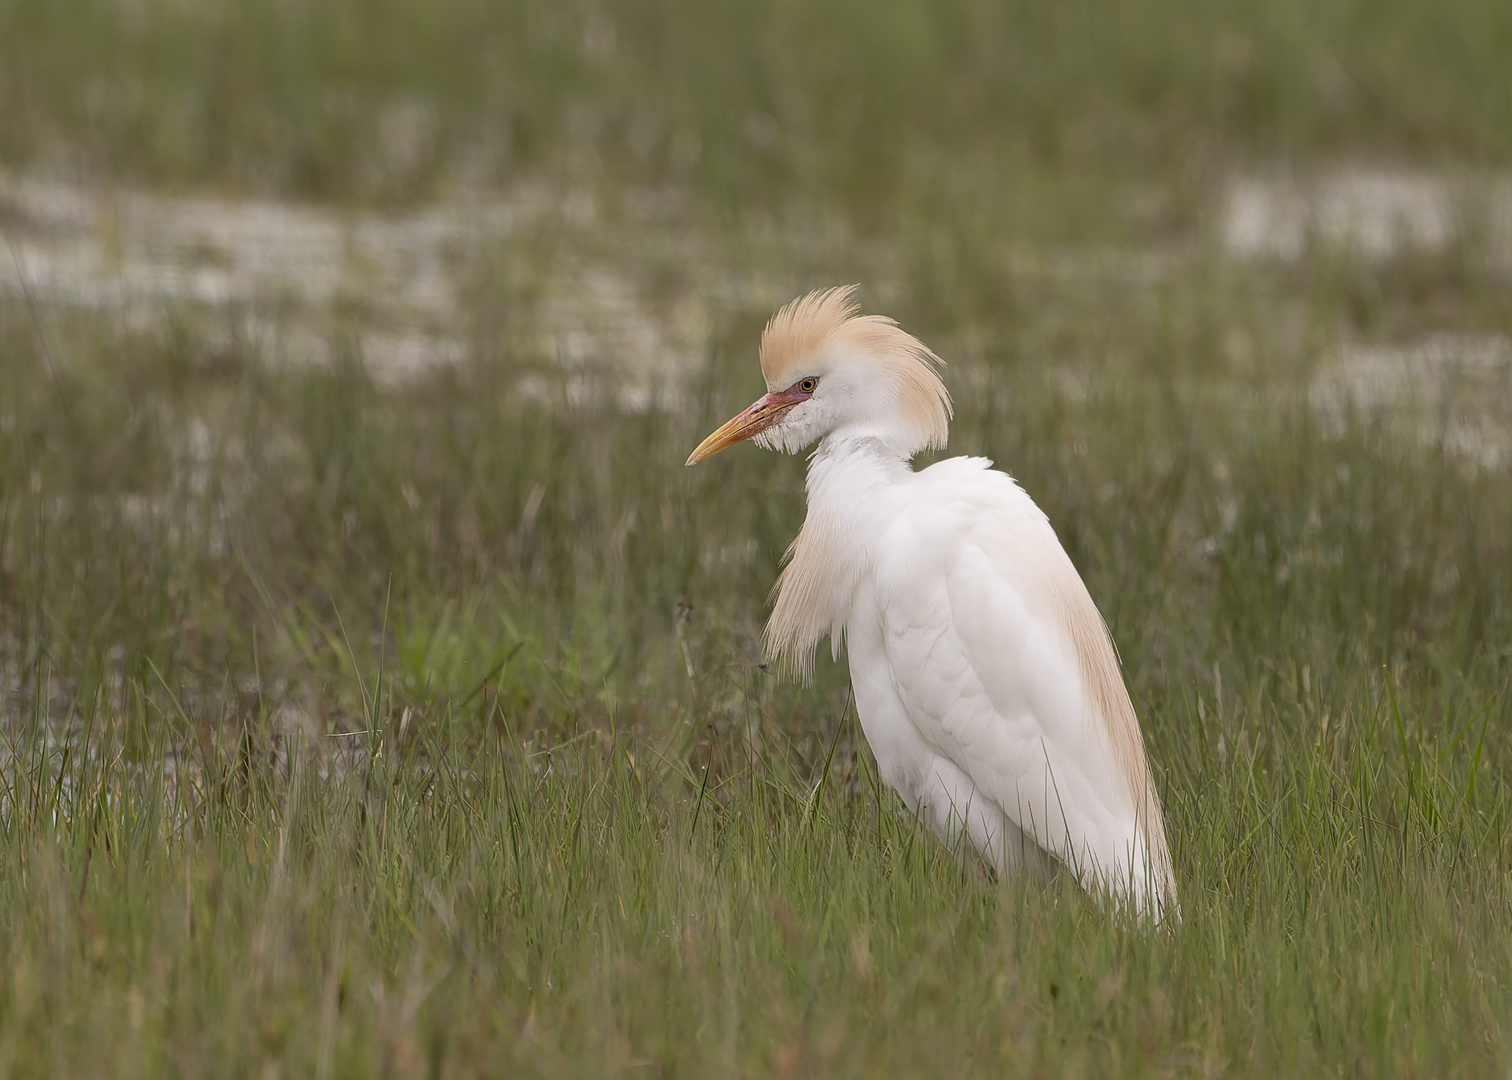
xmin=685 ymin=385 xmax=810 ymax=465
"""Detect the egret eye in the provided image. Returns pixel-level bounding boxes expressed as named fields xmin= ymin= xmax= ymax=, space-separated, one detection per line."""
xmin=798 ymin=377 xmax=818 ymax=393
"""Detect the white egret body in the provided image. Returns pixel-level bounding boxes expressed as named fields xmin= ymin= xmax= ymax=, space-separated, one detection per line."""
xmin=687 ymin=287 xmax=1176 ymax=919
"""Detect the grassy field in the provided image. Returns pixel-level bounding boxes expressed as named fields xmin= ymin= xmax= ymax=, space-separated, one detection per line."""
xmin=3 ymin=0 xmax=1512 ymax=1076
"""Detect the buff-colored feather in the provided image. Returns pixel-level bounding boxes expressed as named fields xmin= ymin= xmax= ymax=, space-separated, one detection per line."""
xmin=765 ymin=509 xmax=851 ymax=680
xmin=1050 ymin=576 xmax=1177 ymax=909
xmin=760 ymin=286 xmax=952 ymax=454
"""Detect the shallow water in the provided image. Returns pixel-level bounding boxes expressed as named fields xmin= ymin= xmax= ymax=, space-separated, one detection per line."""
xmin=1311 ymin=335 xmax=1512 ymax=467
xmin=2 ymin=167 xmax=1507 ymax=448
xmin=0 ymin=172 xmax=719 ymax=392
xmin=1221 ymin=168 xmax=1512 ymax=263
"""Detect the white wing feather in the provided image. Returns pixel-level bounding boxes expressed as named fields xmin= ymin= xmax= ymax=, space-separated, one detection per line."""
xmin=858 ymin=457 xmax=1174 ymax=915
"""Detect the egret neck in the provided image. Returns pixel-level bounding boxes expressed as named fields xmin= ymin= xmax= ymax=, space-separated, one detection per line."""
xmin=767 ymin=434 xmax=909 ymax=676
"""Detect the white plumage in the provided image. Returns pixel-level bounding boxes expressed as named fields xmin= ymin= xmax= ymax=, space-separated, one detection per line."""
xmin=687 ymin=287 xmax=1176 ymax=919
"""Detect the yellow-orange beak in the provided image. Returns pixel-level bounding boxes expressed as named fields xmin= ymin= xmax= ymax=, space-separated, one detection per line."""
xmin=685 ymin=385 xmax=810 ymax=465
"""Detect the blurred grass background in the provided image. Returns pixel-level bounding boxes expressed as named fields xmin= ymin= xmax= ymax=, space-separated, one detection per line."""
xmin=2 ymin=0 xmax=1511 ymax=1076
xmin=4 ymin=0 xmax=1512 ymax=209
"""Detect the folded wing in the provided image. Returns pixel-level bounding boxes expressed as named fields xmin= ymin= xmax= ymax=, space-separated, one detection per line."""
xmin=874 ymin=458 xmax=1175 ymax=916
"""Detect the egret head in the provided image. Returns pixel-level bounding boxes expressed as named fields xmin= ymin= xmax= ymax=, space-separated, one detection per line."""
xmin=685 ymin=286 xmax=952 ymax=465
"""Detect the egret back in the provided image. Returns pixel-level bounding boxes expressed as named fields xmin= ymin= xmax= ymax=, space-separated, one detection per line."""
xmin=771 ymin=444 xmax=1177 ymax=916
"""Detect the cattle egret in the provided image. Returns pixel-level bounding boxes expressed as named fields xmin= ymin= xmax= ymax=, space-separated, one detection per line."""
xmin=687 ymin=286 xmax=1176 ymax=919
